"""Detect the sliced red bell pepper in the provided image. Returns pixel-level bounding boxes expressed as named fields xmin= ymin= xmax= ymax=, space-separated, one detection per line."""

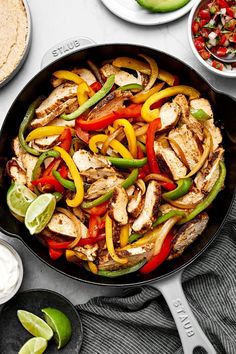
xmin=78 ymin=234 xmax=105 ymax=246
xmin=58 ymin=165 xmax=68 ymax=179
xmin=86 ymin=201 xmax=108 ymax=216
xmin=161 ymin=182 xmax=176 ymax=191
xmin=58 ymin=128 xmax=72 ymax=152
xmin=47 ymin=240 xmax=71 ymax=249
xmin=88 ymin=215 xmax=100 ymax=238
xmin=42 ymin=158 xmax=60 ymax=178
xmin=76 ymin=104 xmax=142 ymax=131
xmin=140 ymin=231 xmax=174 ymax=274
xmin=49 ymin=248 xmax=64 ymax=260
xmin=146 ymin=118 xmax=161 ymax=174
xmin=90 ymin=81 xmax=103 ymax=92
xmin=150 ymin=98 xmax=167 ymax=110
xmin=32 ymin=176 xmax=64 ymax=193
xmin=137 ymin=145 xmax=150 ymax=179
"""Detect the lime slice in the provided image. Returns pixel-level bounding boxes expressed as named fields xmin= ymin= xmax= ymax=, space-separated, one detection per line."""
xmin=18 ymin=337 xmax=47 ymax=354
xmin=7 ymin=183 xmax=37 ymax=217
xmin=24 ymin=193 xmax=56 ymax=235
xmin=17 ymin=310 xmax=53 ymax=340
xmin=41 ymin=307 xmax=72 ymax=349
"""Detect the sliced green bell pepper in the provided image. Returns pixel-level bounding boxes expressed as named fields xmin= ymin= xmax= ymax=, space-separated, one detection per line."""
xmin=107 ymin=157 xmax=147 ymax=168
xmin=162 ymin=178 xmax=193 ymax=201
xmin=61 ymin=75 xmax=115 ymax=121
xmin=87 ymin=259 xmax=146 ymax=278
xmin=18 ymin=96 xmax=45 ymax=156
xmin=128 ymin=233 xmax=143 ymax=243
xmin=32 ymin=150 xmax=60 ymax=181
xmin=190 ymin=108 xmax=211 ymax=121
xmin=118 ymin=83 xmax=143 ymax=92
xmin=178 ymin=161 xmax=226 ymax=224
xmin=81 ymin=168 xmax=139 ymax=209
xmin=52 ymin=170 xmax=76 ymax=191
xmin=152 ymin=210 xmax=186 ymax=228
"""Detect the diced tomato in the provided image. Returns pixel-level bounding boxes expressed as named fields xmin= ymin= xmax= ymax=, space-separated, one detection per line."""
xmin=90 ymin=81 xmax=102 ymax=92
xmin=226 ymin=7 xmax=234 ymax=17
xmin=199 ymin=49 xmax=211 ymax=60
xmin=199 ymin=9 xmax=211 ymax=21
xmin=224 ymin=19 xmax=236 ymax=31
xmin=199 ymin=19 xmax=208 ymax=27
xmin=230 ymin=34 xmax=236 ymax=43
xmin=212 ymin=60 xmax=224 ymax=71
xmin=219 ymin=34 xmax=227 ymax=46
xmin=192 ymin=21 xmax=199 ymax=35
xmin=216 ymin=47 xmax=228 ymax=57
xmin=216 ymin=0 xmax=229 ymax=8
xmin=201 ymin=28 xmax=210 ymax=38
xmin=194 ymin=37 xmax=205 ymax=51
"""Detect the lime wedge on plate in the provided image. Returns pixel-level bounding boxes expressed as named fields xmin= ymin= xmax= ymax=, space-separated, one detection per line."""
xmin=17 ymin=310 xmax=53 ymax=340
xmin=41 ymin=307 xmax=72 ymax=349
xmin=18 ymin=337 xmax=47 ymax=354
xmin=7 ymin=183 xmax=37 ymax=217
xmin=24 ymin=193 xmax=56 ymax=234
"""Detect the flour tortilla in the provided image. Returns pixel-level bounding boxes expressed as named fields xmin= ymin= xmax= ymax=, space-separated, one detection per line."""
xmin=0 ymin=0 xmax=28 ymax=83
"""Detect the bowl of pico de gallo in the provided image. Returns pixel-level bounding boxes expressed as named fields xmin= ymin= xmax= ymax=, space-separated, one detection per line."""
xmin=188 ymin=0 xmax=236 ymax=78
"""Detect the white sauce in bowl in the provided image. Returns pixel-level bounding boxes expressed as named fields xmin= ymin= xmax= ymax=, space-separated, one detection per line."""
xmin=0 ymin=244 xmax=20 ymax=301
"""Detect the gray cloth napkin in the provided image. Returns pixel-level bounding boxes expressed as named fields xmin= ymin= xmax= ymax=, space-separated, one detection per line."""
xmin=76 ymin=201 xmax=236 ymax=354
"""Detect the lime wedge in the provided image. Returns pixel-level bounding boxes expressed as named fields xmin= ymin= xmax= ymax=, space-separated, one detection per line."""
xmin=41 ymin=307 xmax=72 ymax=349
xmin=24 ymin=193 xmax=56 ymax=235
xmin=18 ymin=337 xmax=47 ymax=354
xmin=7 ymin=183 xmax=37 ymax=217
xmin=17 ymin=310 xmax=53 ymax=340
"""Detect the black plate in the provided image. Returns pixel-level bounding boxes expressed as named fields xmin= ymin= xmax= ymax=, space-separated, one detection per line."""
xmin=0 ymin=289 xmax=83 ymax=354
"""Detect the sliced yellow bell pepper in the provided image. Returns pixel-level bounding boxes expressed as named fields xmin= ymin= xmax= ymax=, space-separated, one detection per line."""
xmin=89 ymin=134 xmax=133 ymax=159
xmin=158 ymin=69 xmax=175 ymax=87
xmin=105 ymin=213 xmax=128 ymax=264
xmin=139 ymin=54 xmax=158 ymax=91
xmin=113 ymin=119 xmax=137 ymax=158
xmin=120 ymin=224 xmax=130 ymax=248
xmin=131 ymin=82 xmax=164 ymax=104
xmin=53 ymin=146 xmax=84 ymax=207
xmin=53 ymin=70 xmax=94 ymax=97
xmin=141 ymin=85 xmax=201 ymax=122
xmin=88 ymin=261 xmax=98 ymax=274
xmin=25 ymin=126 xmax=75 ymax=142
xmin=77 ymin=82 xmax=90 ymax=106
xmin=112 ymin=57 xmax=151 ymax=75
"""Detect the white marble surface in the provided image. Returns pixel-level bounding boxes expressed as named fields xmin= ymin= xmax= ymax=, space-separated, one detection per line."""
xmin=0 ymin=0 xmax=235 ymax=305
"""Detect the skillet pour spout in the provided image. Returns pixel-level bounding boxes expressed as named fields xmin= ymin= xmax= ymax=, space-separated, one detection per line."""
xmin=0 ymin=42 xmax=235 ymax=354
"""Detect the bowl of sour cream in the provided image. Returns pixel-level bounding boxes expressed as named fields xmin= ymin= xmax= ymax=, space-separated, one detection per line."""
xmin=0 ymin=239 xmax=23 ymax=305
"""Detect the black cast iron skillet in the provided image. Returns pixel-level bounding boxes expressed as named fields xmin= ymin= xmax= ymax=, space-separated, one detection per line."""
xmin=0 ymin=38 xmax=235 ymax=353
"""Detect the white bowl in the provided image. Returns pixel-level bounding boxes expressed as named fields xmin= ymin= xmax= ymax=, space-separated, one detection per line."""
xmin=0 ymin=239 xmax=23 ymax=305
xmin=188 ymin=0 xmax=236 ymax=78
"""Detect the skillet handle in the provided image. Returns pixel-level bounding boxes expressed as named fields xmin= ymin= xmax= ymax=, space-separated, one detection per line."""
xmin=41 ymin=36 xmax=95 ymax=69
xmin=152 ymin=270 xmax=217 ymax=354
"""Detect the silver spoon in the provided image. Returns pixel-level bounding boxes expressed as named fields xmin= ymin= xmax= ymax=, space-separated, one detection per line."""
xmin=205 ymin=46 xmax=236 ymax=64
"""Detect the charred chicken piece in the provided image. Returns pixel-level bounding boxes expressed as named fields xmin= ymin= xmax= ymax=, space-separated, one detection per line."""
xmin=108 ymin=186 xmax=128 ymax=225
xmin=168 ymin=212 xmax=209 ymax=259
xmin=159 ymin=102 xmax=180 ymax=132
xmin=154 ymin=141 xmax=187 ymax=180
xmin=85 ymin=175 xmax=124 ymax=200
xmin=47 ymin=212 xmax=88 ymax=238
xmin=100 ymin=63 xmax=145 ymax=87
xmin=73 ymin=150 xmax=110 ymax=171
xmin=132 ymin=181 xmax=161 ymax=233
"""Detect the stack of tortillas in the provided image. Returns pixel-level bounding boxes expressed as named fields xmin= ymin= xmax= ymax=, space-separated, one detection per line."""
xmin=0 ymin=0 xmax=29 ymax=86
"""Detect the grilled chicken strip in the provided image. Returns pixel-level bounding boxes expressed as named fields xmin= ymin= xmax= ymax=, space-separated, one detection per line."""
xmin=51 ymin=68 xmax=96 ymax=88
xmin=159 ymin=102 xmax=180 ymax=132
xmin=168 ymin=212 xmax=209 ymax=259
xmin=80 ymin=167 xmax=121 ymax=182
xmin=100 ymin=64 xmax=145 ymax=87
xmin=132 ymin=181 xmax=161 ymax=233
xmin=31 ymin=83 xmax=78 ymax=128
xmin=174 ymin=187 xmax=204 ymax=206
xmin=87 ymin=90 xmax=132 ymax=121
xmin=108 ymin=186 xmax=128 ymax=225
xmin=47 ymin=212 xmax=88 ymax=238
xmin=154 ymin=141 xmax=187 ymax=180
xmin=190 ymin=98 xmax=222 ymax=150
xmin=73 ymin=150 xmax=110 ymax=171
xmin=85 ymin=176 xmax=124 ymax=200
xmin=194 ymin=147 xmax=224 ymax=194
xmin=73 ymin=244 xmax=98 ymax=262
xmin=98 ymin=243 xmax=154 ymax=271
xmin=173 ymin=94 xmax=203 ymax=141
xmin=168 ymin=124 xmax=203 ymax=170
xmin=127 ymin=188 xmax=144 ymax=218
xmin=6 ymin=158 xmax=27 ymax=185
